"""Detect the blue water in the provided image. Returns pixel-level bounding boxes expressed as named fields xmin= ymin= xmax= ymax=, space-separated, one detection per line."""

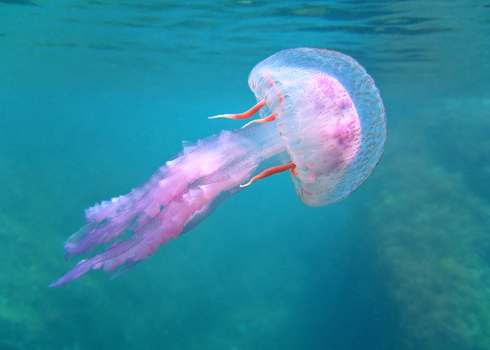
xmin=0 ymin=1 xmax=489 ymax=349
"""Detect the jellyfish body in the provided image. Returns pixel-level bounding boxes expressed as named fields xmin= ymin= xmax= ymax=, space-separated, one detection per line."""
xmin=248 ymin=48 xmax=386 ymax=206
xmin=50 ymin=48 xmax=386 ymax=287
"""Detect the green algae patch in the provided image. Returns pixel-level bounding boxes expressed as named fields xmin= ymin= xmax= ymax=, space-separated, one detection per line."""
xmin=367 ymin=98 xmax=490 ymax=350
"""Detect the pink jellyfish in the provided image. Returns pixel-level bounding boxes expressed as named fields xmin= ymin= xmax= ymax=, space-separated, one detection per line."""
xmin=50 ymin=48 xmax=386 ymax=287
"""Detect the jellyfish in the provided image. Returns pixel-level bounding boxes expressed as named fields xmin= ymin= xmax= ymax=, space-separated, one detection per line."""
xmin=50 ymin=48 xmax=387 ymax=287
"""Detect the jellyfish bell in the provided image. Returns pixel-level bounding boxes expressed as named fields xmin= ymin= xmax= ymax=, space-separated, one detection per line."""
xmin=236 ymin=48 xmax=386 ymax=206
xmin=50 ymin=48 xmax=386 ymax=287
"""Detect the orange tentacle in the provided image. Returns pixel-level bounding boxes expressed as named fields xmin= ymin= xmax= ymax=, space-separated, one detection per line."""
xmin=209 ymin=99 xmax=266 ymax=120
xmin=241 ymin=161 xmax=297 ymax=188
xmin=242 ymin=114 xmax=276 ymax=128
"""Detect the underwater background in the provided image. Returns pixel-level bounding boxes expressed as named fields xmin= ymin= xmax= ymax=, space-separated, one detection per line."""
xmin=0 ymin=1 xmax=489 ymax=349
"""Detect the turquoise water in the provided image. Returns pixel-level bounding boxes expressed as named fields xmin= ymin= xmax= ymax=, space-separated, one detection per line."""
xmin=0 ymin=1 xmax=489 ymax=349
